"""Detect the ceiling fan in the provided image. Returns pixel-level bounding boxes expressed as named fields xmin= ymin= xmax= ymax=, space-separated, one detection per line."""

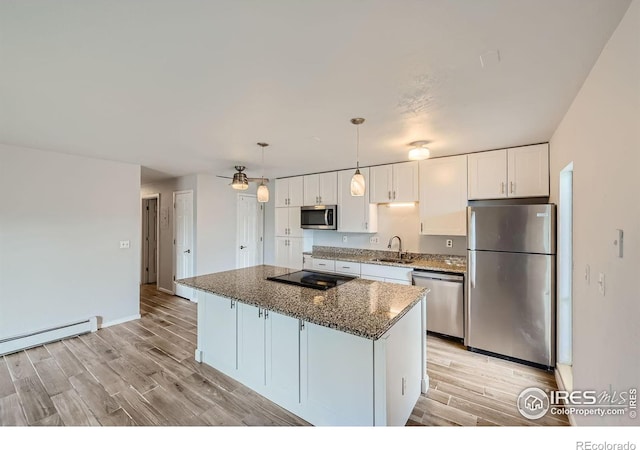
xmin=216 ymin=165 xmax=269 ymax=190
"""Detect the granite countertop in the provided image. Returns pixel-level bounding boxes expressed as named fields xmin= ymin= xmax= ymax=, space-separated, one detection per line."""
xmin=308 ymin=246 xmax=467 ymax=274
xmin=177 ymin=265 xmax=427 ymax=340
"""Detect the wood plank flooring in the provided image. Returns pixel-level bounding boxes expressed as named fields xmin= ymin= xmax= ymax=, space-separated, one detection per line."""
xmin=0 ymin=284 xmax=568 ymax=426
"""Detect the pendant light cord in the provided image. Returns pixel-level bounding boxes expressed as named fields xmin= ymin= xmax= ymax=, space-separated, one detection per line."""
xmin=356 ymin=125 xmax=360 ymax=169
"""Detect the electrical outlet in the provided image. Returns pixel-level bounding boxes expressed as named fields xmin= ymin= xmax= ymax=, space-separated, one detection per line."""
xmin=369 ymin=236 xmax=379 ymax=244
xmin=342 ymin=235 xmax=348 ymax=243
xmin=120 ymin=240 xmax=130 ymax=249
xmin=446 ymin=239 xmax=453 ymax=248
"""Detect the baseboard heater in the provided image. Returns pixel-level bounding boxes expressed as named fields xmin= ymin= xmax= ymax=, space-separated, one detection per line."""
xmin=0 ymin=317 xmax=98 ymax=357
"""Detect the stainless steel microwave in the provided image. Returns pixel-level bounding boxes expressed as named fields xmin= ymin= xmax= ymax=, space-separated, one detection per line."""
xmin=301 ymin=205 xmax=337 ymax=230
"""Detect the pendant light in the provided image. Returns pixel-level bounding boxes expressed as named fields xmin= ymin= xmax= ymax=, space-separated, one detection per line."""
xmin=256 ymin=142 xmax=269 ymax=203
xmin=407 ymin=140 xmax=431 ymax=160
xmin=350 ymin=118 xmax=366 ymax=196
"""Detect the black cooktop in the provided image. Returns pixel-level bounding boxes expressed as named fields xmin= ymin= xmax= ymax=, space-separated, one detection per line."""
xmin=266 ymin=270 xmax=356 ymax=291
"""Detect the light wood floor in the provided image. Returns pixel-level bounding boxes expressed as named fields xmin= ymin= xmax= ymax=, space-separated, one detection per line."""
xmin=0 ymin=285 xmax=568 ymax=426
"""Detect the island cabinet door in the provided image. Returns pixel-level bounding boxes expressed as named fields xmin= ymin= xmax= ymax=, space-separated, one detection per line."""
xmin=237 ymin=303 xmax=266 ymax=392
xmin=265 ymin=311 xmax=301 ymax=413
xmin=299 ymin=322 xmax=374 ymax=426
xmin=200 ymin=293 xmax=237 ymax=377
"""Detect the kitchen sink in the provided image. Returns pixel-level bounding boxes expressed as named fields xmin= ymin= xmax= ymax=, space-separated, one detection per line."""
xmin=369 ymin=258 xmax=413 ymax=264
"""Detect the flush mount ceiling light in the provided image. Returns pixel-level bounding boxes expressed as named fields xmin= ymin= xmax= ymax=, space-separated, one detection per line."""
xmin=407 ymin=140 xmax=431 ymax=160
xmin=350 ymin=118 xmax=366 ymax=197
xmin=257 ymin=142 xmax=269 ymax=203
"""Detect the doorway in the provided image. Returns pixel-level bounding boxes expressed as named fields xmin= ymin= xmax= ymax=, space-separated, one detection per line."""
xmin=236 ymin=194 xmax=264 ymax=268
xmin=557 ymin=162 xmax=573 ymax=391
xmin=174 ymin=190 xmax=194 ymax=301
xmin=141 ymin=195 xmax=159 ymax=285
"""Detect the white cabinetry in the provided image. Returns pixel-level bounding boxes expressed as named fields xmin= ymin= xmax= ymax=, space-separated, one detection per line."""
xmin=302 ymin=254 xmax=314 ymax=270
xmin=312 ymin=258 xmax=335 ymax=272
xmin=337 ymin=168 xmax=378 ymax=233
xmin=198 ymin=293 xmax=237 ymax=376
xmin=275 ymin=176 xmax=304 ymax=207
xmin=361 ymin=263 xmax=413 ymax=285
xmin=467 ymin=144 xmax=549 ymax=200
xmin=334 ymin=260 xmax=361 ymax=276
xmin=237 ymin=304 xmax=301 ymax=413
xmin=300 ymin=321 xmax=374 ymax=426
xmin=275 ymin=207 xmax=302 ymax=238
xmin=303 ymin=172 xmax=338 ymax=206
xmin=275 ymin=237 xmax=304 ymax=270
xmin=370 ymin=162 xmax=419 ymax=203
xmin=419 ymin=154 xmax=468 ymax=236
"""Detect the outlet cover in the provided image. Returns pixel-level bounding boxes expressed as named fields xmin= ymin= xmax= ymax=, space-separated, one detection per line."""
xmin=369 ymin=236 xmax=379 ymax=244
xmin=342 ymin=235 xmax=348 ymax=243
xmin=120 ymin=240 xmax=130 ymax=249
xmin=446 ymin=239 xmax=453 ymax=248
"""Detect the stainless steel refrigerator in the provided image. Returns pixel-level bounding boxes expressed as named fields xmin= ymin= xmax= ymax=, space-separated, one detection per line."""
xmin=465 ymin=204 xmax=556 ymax=368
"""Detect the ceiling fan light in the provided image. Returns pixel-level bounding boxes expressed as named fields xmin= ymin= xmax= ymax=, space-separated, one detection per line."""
xmin=257 ymin=183 xmax=269 ymax=203
xmin=350 ymin=169 xmax=365 ymax=196
xmin=231 ymin=172 xmax=249 ymax=190
xmin=408 ymin=146 xmax=430 ymax=160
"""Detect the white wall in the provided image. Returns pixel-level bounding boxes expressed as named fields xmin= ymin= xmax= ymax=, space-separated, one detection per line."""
xmin=312 ymin=204 xmax=467 ymax=256
xmin=0 ymin=143 xmax=141 ymax=338
xmin=549 ymin=0 xmax=639 ymax=426
xmin=195 ymin=174 xmax=245 ymax=275
xmin=141 ymin=175 xmax=197 ymax=293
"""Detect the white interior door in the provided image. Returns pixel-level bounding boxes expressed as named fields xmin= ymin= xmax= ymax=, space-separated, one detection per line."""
xmin=174 ymin=190 xmax=194 ymax=300
xmin=237 ymin=194 xmax=264 ymax=268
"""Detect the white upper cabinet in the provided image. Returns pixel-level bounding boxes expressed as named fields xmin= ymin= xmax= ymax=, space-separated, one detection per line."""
xmin=337 ymin=168 xmax=378 ymax=233
xmin=275 ymin=207 xmax=302 ymax=237
xmin=275 ymin=176 xmax=304 ymax=207
xmin=467 ymin=144 xmax=549 ymax=200
xmin=507 ymin=144 xmax=549 ymax=198
xmin=304 ymin=172 xmax=337 ymax=206
xmin=467 ymin=149 xmax=508 ymax=199
xmin=419 ymin=155 xmax=468 ymax=236
xmin=370 ymin=162 xmax=419 ymax=203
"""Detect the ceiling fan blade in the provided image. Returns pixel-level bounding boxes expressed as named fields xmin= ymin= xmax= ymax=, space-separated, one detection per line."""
xmin=216 ymin=175 xmax=233 ymax=180
xmin=247 ymin=177 xmax=269 ymax=183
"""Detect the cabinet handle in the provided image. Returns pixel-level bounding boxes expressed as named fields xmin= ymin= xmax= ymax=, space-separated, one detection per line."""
xmin=393 ymin=191 xmax=396 ymax=200
xmin=402 ymin=377 xmax=406 ymax=396
xmin=258 ymin=308 xmax=263 ymax=318
xmin=342 ymin=266 xmax=350 ymax=269
xmin=299 ymin=320 xmax=305 ymax=331
xmin=364 ymin=222 xmax=368 ymax=230
xmin=510 ymin=181 xmax=514 ymax=194
xmin=319 ymin=196 xmax=322 ymax=204
xmin=500 ymin=182 xmax=505 ymax=194
xmin=421 ymin=222 xmax=423 ymax=233
xmin=264 ymin=310 xmax=269 ymax=319
xmin=388 ymin=191 xmax=391 ymax=200
xmin=318 ymin=263 xmax=326 ymax=266
xmin=230 ymin=300 xmax=235 ymax=309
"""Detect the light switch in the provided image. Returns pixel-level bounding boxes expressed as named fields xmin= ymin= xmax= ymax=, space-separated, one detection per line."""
xmin=598 ymin=272 xmax=605 ymax=296
xmin=120 ymin=240 xmax=130 ymax=249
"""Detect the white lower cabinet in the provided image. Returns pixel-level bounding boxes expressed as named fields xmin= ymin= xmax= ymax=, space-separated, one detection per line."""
xmin=198 ymin=293 xmax=237 ymax=376
xmin=300 ymin=321 xmax=374 ymax=426
xmin=334 ymin=260 xmax=361 ymax=276
xmin=196 ymin=292 xmax=425 ymax=426
xmin=275 ymin=237 xmax=304 ymax=270
xmin=312 ymin=258 xmax=335 ymax=272
xmin=361 ymin=263 xmax=413 ymax=285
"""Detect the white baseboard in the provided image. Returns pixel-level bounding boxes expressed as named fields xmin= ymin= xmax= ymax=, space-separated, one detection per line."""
xmin=100 ymin=314 xmax=141 ymax=329
xmin=554 ymin=368 xmax=577 ymax=426
xmin=158 ymin=287 xmax=175 ymax=295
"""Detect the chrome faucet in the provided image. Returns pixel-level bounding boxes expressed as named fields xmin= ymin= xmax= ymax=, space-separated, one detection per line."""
xmin=387 ymin=235 xmax=403 ymax=259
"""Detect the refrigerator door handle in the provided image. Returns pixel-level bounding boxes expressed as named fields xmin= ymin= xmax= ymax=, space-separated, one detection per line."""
xmin=470 ymin=251 xmax=476 ymax=288
xmin=468 ymin=210 xmax=476 ymax=250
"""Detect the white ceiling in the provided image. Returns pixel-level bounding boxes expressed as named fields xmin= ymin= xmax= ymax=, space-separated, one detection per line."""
xmin=0 ymin=0 xmax=631 ymax=183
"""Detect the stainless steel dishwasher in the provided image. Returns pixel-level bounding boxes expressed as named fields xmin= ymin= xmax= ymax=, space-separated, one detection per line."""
xmin=412 ymin=270 xmax=464 ymax=340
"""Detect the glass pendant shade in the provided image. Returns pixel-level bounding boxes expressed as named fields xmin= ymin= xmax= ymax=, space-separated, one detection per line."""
xmin=257 ymin=183 xmax=269 ymax=203
xmin=350 ymin=169 xmax=365 ymax=196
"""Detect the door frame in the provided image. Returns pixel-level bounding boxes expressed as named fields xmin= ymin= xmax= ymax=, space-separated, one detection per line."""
xmin=173 ymin=189 xmax=195 ymax=300
xmin=236 ymin=193 xmax=265 ymax=268
xmin=141 ymin=193 xmax=160 ymax=286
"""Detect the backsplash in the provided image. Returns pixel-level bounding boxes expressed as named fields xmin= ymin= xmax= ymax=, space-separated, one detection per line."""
xmin=312 ymin=203 xmax=467 ymax=256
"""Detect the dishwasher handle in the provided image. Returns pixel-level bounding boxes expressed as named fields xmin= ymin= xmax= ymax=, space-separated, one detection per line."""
xmin=412 ymin=271 xmax=464 ymax=283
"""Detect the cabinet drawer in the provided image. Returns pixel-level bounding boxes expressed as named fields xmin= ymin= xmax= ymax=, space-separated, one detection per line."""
xmin=312 ymin=258 xmax=335 ymax=272
xmin=360 ymin=263 xmax=412 ymax=282
xmin=334 ymin=260 xmax=361 ymax=276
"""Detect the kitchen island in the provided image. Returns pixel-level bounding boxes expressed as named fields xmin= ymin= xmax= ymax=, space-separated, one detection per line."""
xmin=177 ymin=265 xmax=428 ymax=426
